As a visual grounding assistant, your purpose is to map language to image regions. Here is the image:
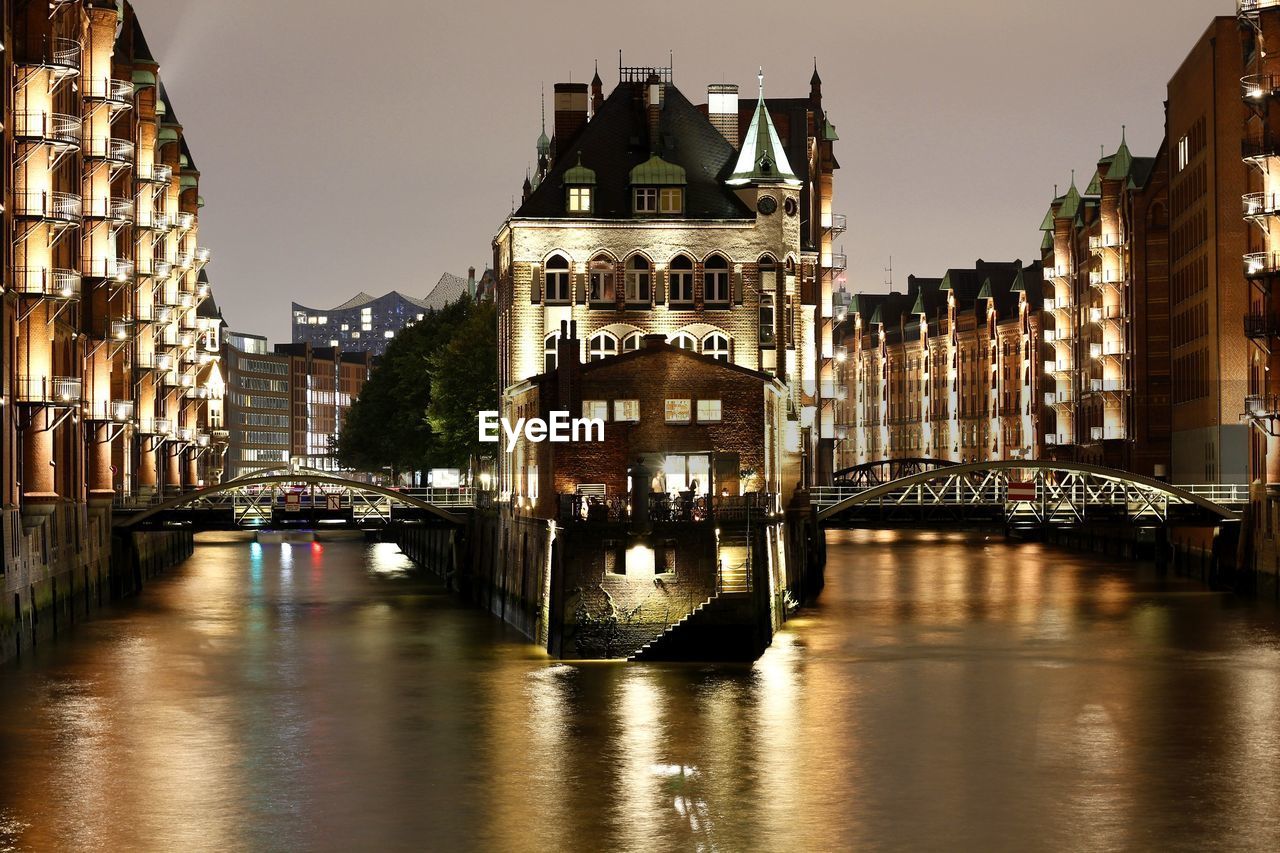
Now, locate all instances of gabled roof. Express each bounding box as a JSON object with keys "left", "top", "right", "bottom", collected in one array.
[
  {"left": 516, "top": 81, "right": 751, "bottom": 220},
  {"left": 727, "top": 71, "right": 801, "bottom": 187}
]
